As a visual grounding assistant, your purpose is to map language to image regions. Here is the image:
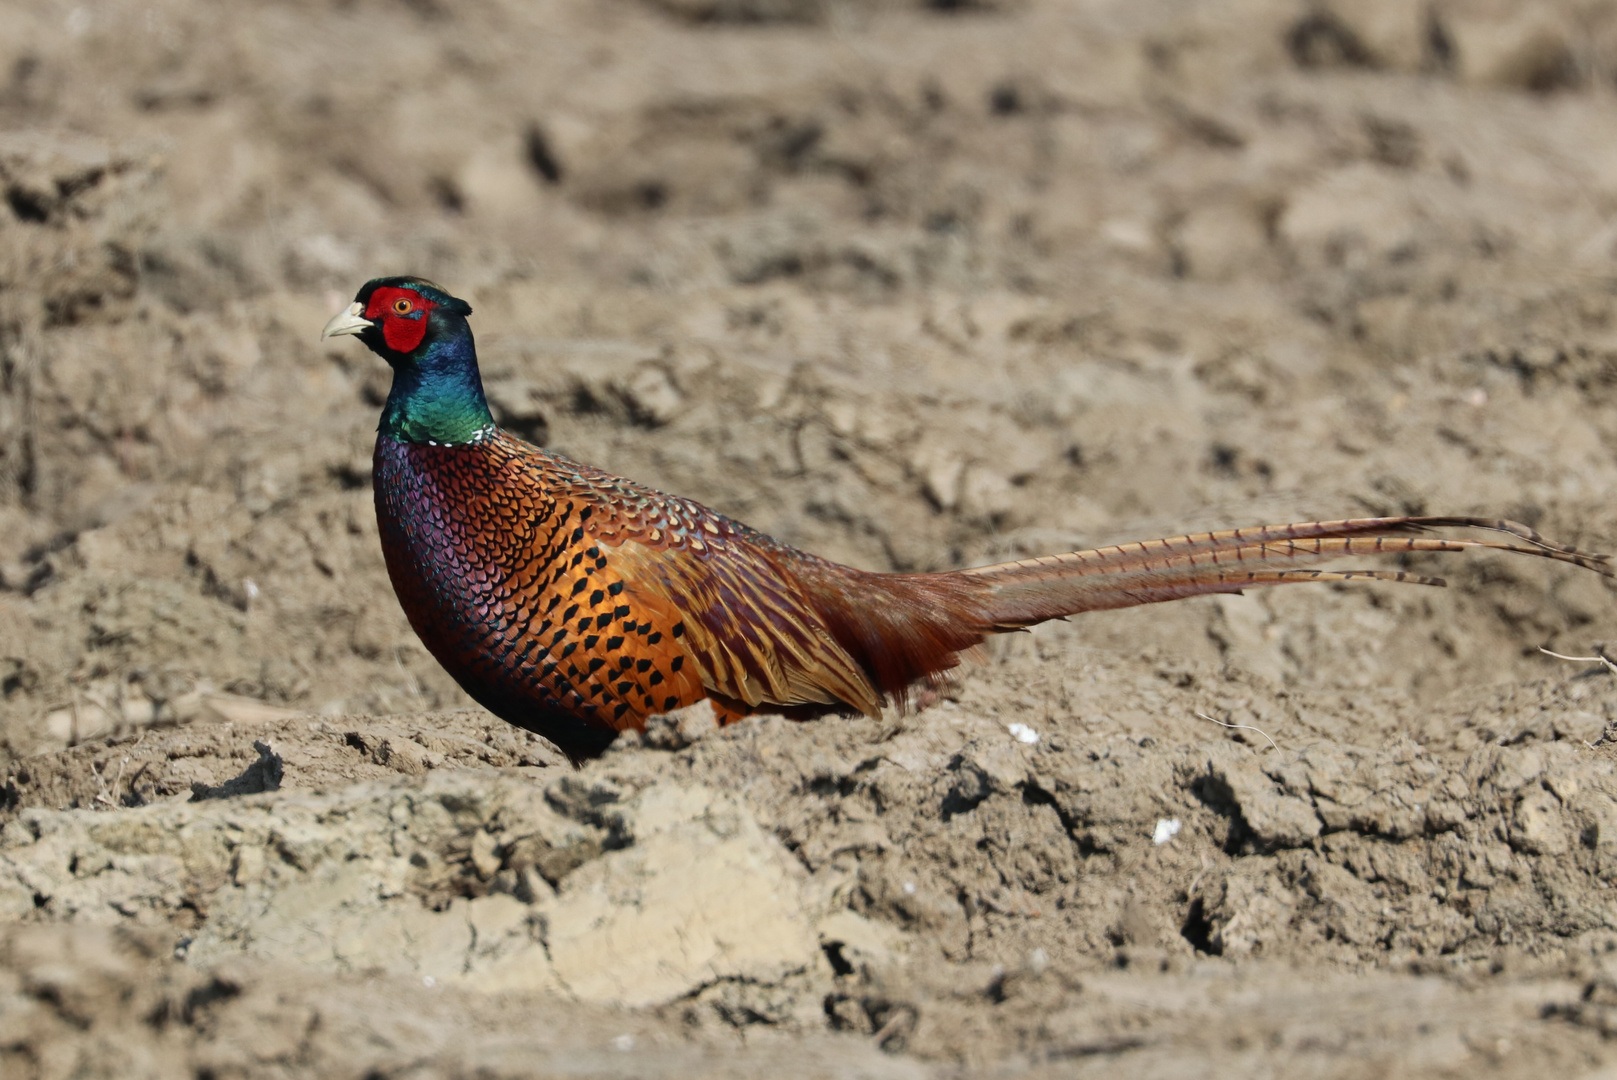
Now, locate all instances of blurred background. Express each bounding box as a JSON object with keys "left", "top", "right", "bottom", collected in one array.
[{"left": 1, "top": 0, "right": 1615, "bottom": 755}]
